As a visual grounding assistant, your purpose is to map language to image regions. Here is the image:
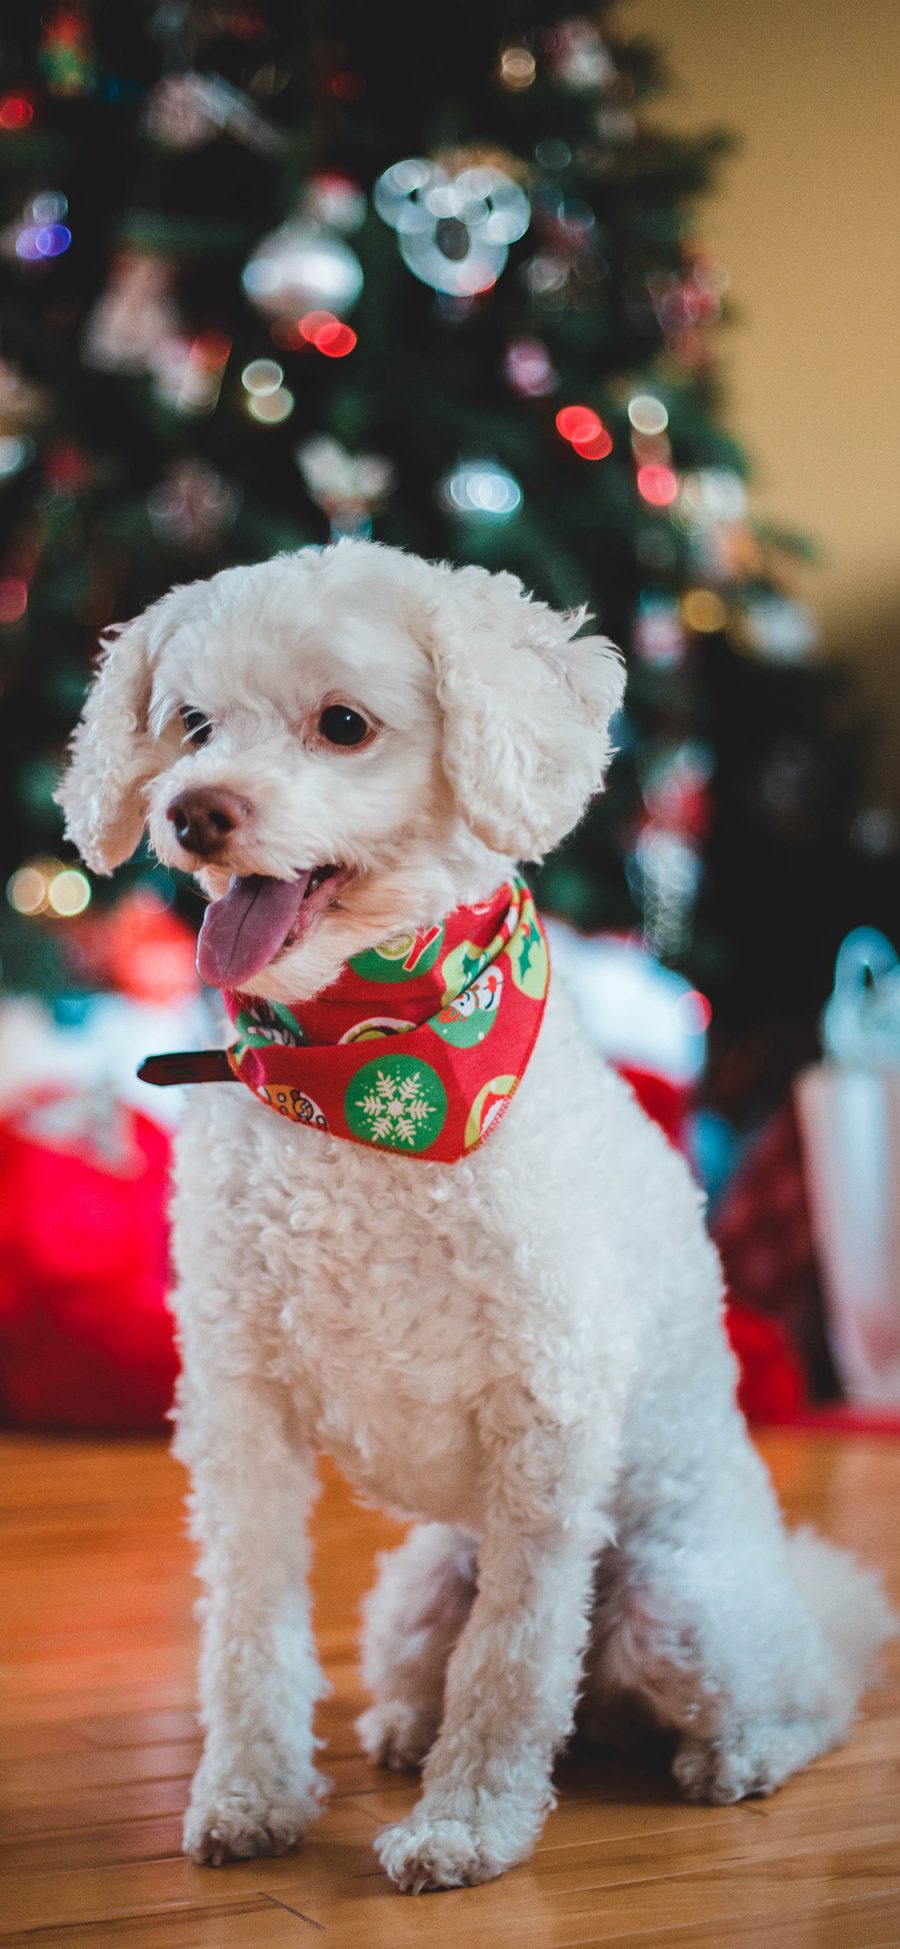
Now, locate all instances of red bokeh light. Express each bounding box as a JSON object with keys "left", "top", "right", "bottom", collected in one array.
[
  {"left": 556, "top": 404, "right": 613, "bottom": 460},
  {"left": 637, "top": 463, "right": 679, "bottom": 507},
  {"left": 316, "top": 321, "right": 357, "bottom": 358},
  {"left": 556, "top": 404, "right": 600, "bottom": 443},
  {"left": 0, "top": 96, "right": 34, "bottom": 131},
  {"left": 296, "top": 311, "right": 357, "bottom": 358},
  {"left": 572, "top": 425, "right": 613, "bottom": 461},
  {"left": 0, "top": 577, "right": 29, "bottom": 624}
]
